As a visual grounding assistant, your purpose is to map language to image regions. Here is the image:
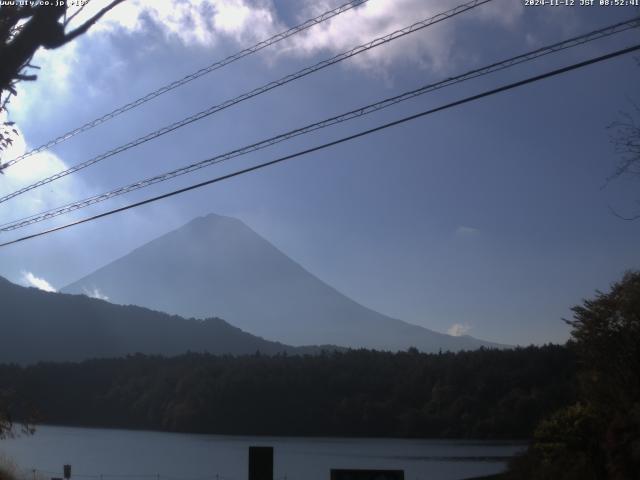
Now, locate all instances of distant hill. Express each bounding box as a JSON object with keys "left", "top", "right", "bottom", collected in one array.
[
  {"left": 63, "top": 213, "right": 505, "bottom": 352},
  {"left": 0, "top": 276, "right": 318, "bottom": 364}
]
